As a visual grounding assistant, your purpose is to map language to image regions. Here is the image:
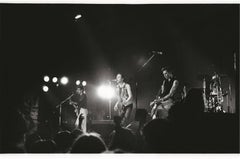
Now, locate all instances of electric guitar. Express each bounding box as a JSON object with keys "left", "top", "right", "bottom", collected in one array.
[
  {"left": 114, "top": 98, "right": 132, "bottom": 115},
  {"left": 150, "top": 97, "right": 174, "bottom": 119}
]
